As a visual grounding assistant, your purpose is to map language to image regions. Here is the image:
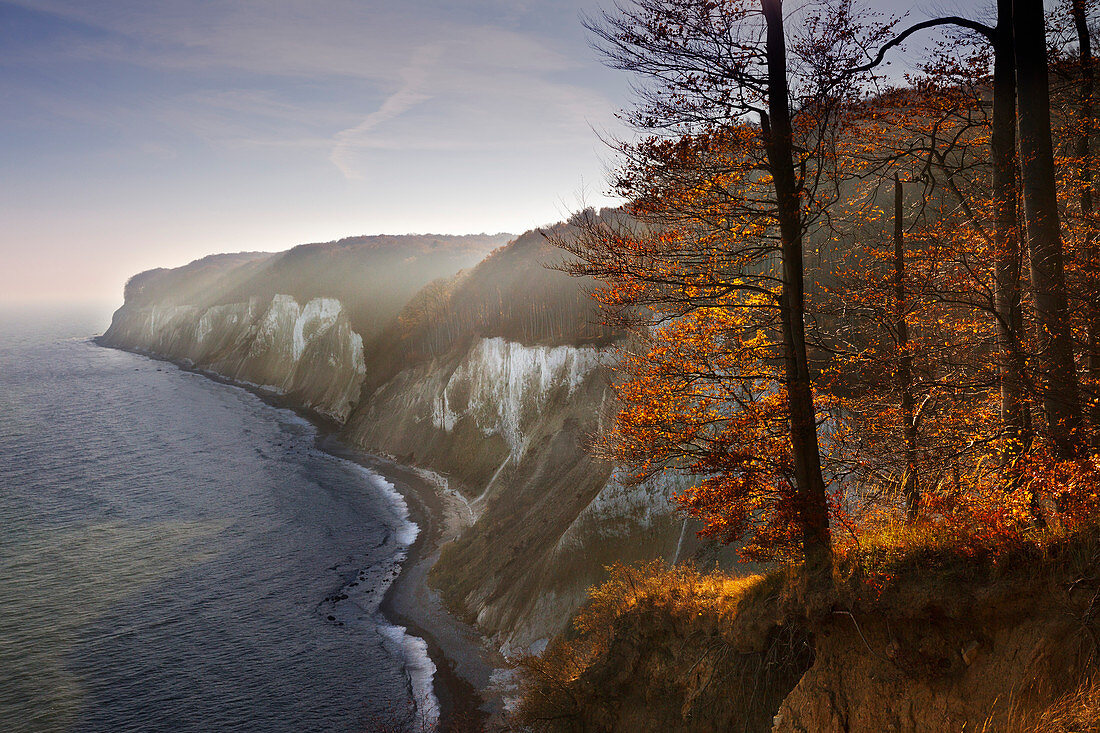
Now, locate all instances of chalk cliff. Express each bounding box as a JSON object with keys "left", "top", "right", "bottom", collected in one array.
[
  {"left": 103, "top": 294, "right": 365, "bottom": 421},
  {"left": 100, "top": 223, "right": 699, "bottom": 653}
]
